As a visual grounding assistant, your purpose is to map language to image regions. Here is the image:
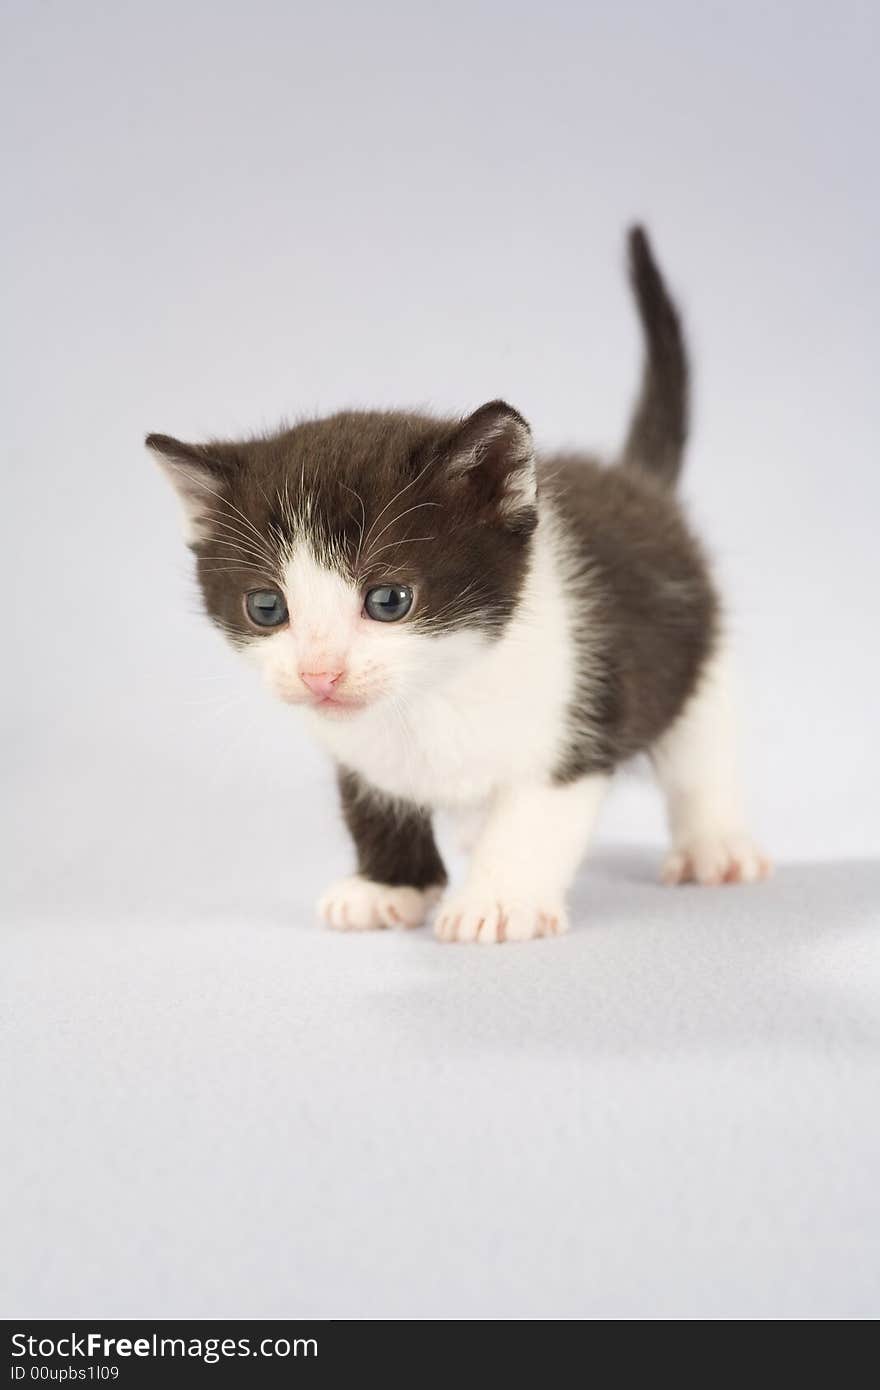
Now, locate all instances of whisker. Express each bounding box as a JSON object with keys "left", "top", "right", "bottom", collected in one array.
[
  {"left": 197, "top": 565, "right": 276, "bottom": 579},
  {"left": 196, "top": 544, "right": 279, "bottom": 569},
  {"left": 185, "top": 474, "right": 280, "bottom": 557},
  {"left": 203, "top": 513, "right": 276, "bottom": 546},
  {"left": 361, "top": 454, "right": 437, "bottom": 552},
  {"left": 199, "top": 569, "right": 277, "bottom": 580},
  {"left": 200, "top": 517, "right": 280, "bottom": 568},
  {"left": 361, "top": 501, "right": 441, "bottom": 567},
  {"left": 413, "top": 578, "right": 492, "bottom": 629},
  {"left": 280, "top": 479, "right": 297, "bottom": 556},
  {"left": 362, "top": 535, "right": 437, "bottom": 566},
  {"left": 197, "top": 535, "right": 277, "bottom": 558},
  {"left": 339, "top": 480, "right": 367, "bottom": 571},
  {"left": 210, "top": 619, "right": 254, "bottom": 645}
]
